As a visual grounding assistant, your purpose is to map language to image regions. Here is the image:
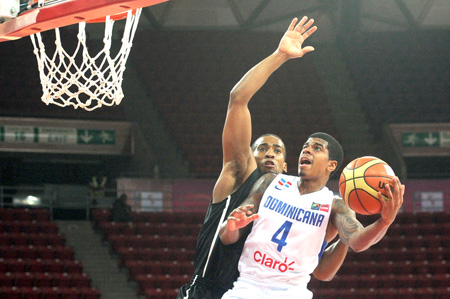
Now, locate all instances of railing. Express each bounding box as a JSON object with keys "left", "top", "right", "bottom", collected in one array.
[
  {"left": 0, "top": 184, "right": 211, "bottom": 220},
  {"left": 0, "top": 185, "right": 117, "bottom": 220}
]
